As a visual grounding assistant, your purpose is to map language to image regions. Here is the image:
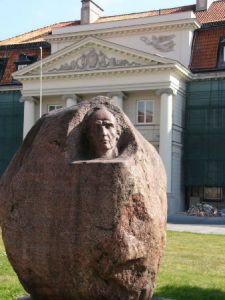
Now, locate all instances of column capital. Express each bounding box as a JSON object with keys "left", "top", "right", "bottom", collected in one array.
[
  {"left": 107, "top": 92, "right": 125, "bottom": 109},
  {"left": 62, "top": 94, "right": 82, "bottom": 102},
  {"left": 20, "top": 96, "right": 37, "bottom": 103},
  {"left": 107, "top": 92, "right": 126, "bottom": 99},
  {"left": 155, "top": 88, "right": 177, "bottom": 97}
]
